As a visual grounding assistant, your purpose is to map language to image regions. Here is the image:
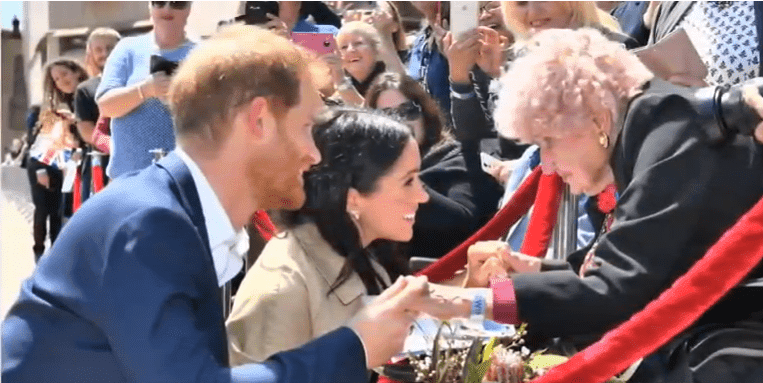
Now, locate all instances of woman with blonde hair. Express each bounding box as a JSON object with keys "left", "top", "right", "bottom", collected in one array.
[
  {"left": 501, "top": 1, "right": 633, "bottom": 47},
  {"left": 329, "top": 21, "right": 405, "bottom": 105}
]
